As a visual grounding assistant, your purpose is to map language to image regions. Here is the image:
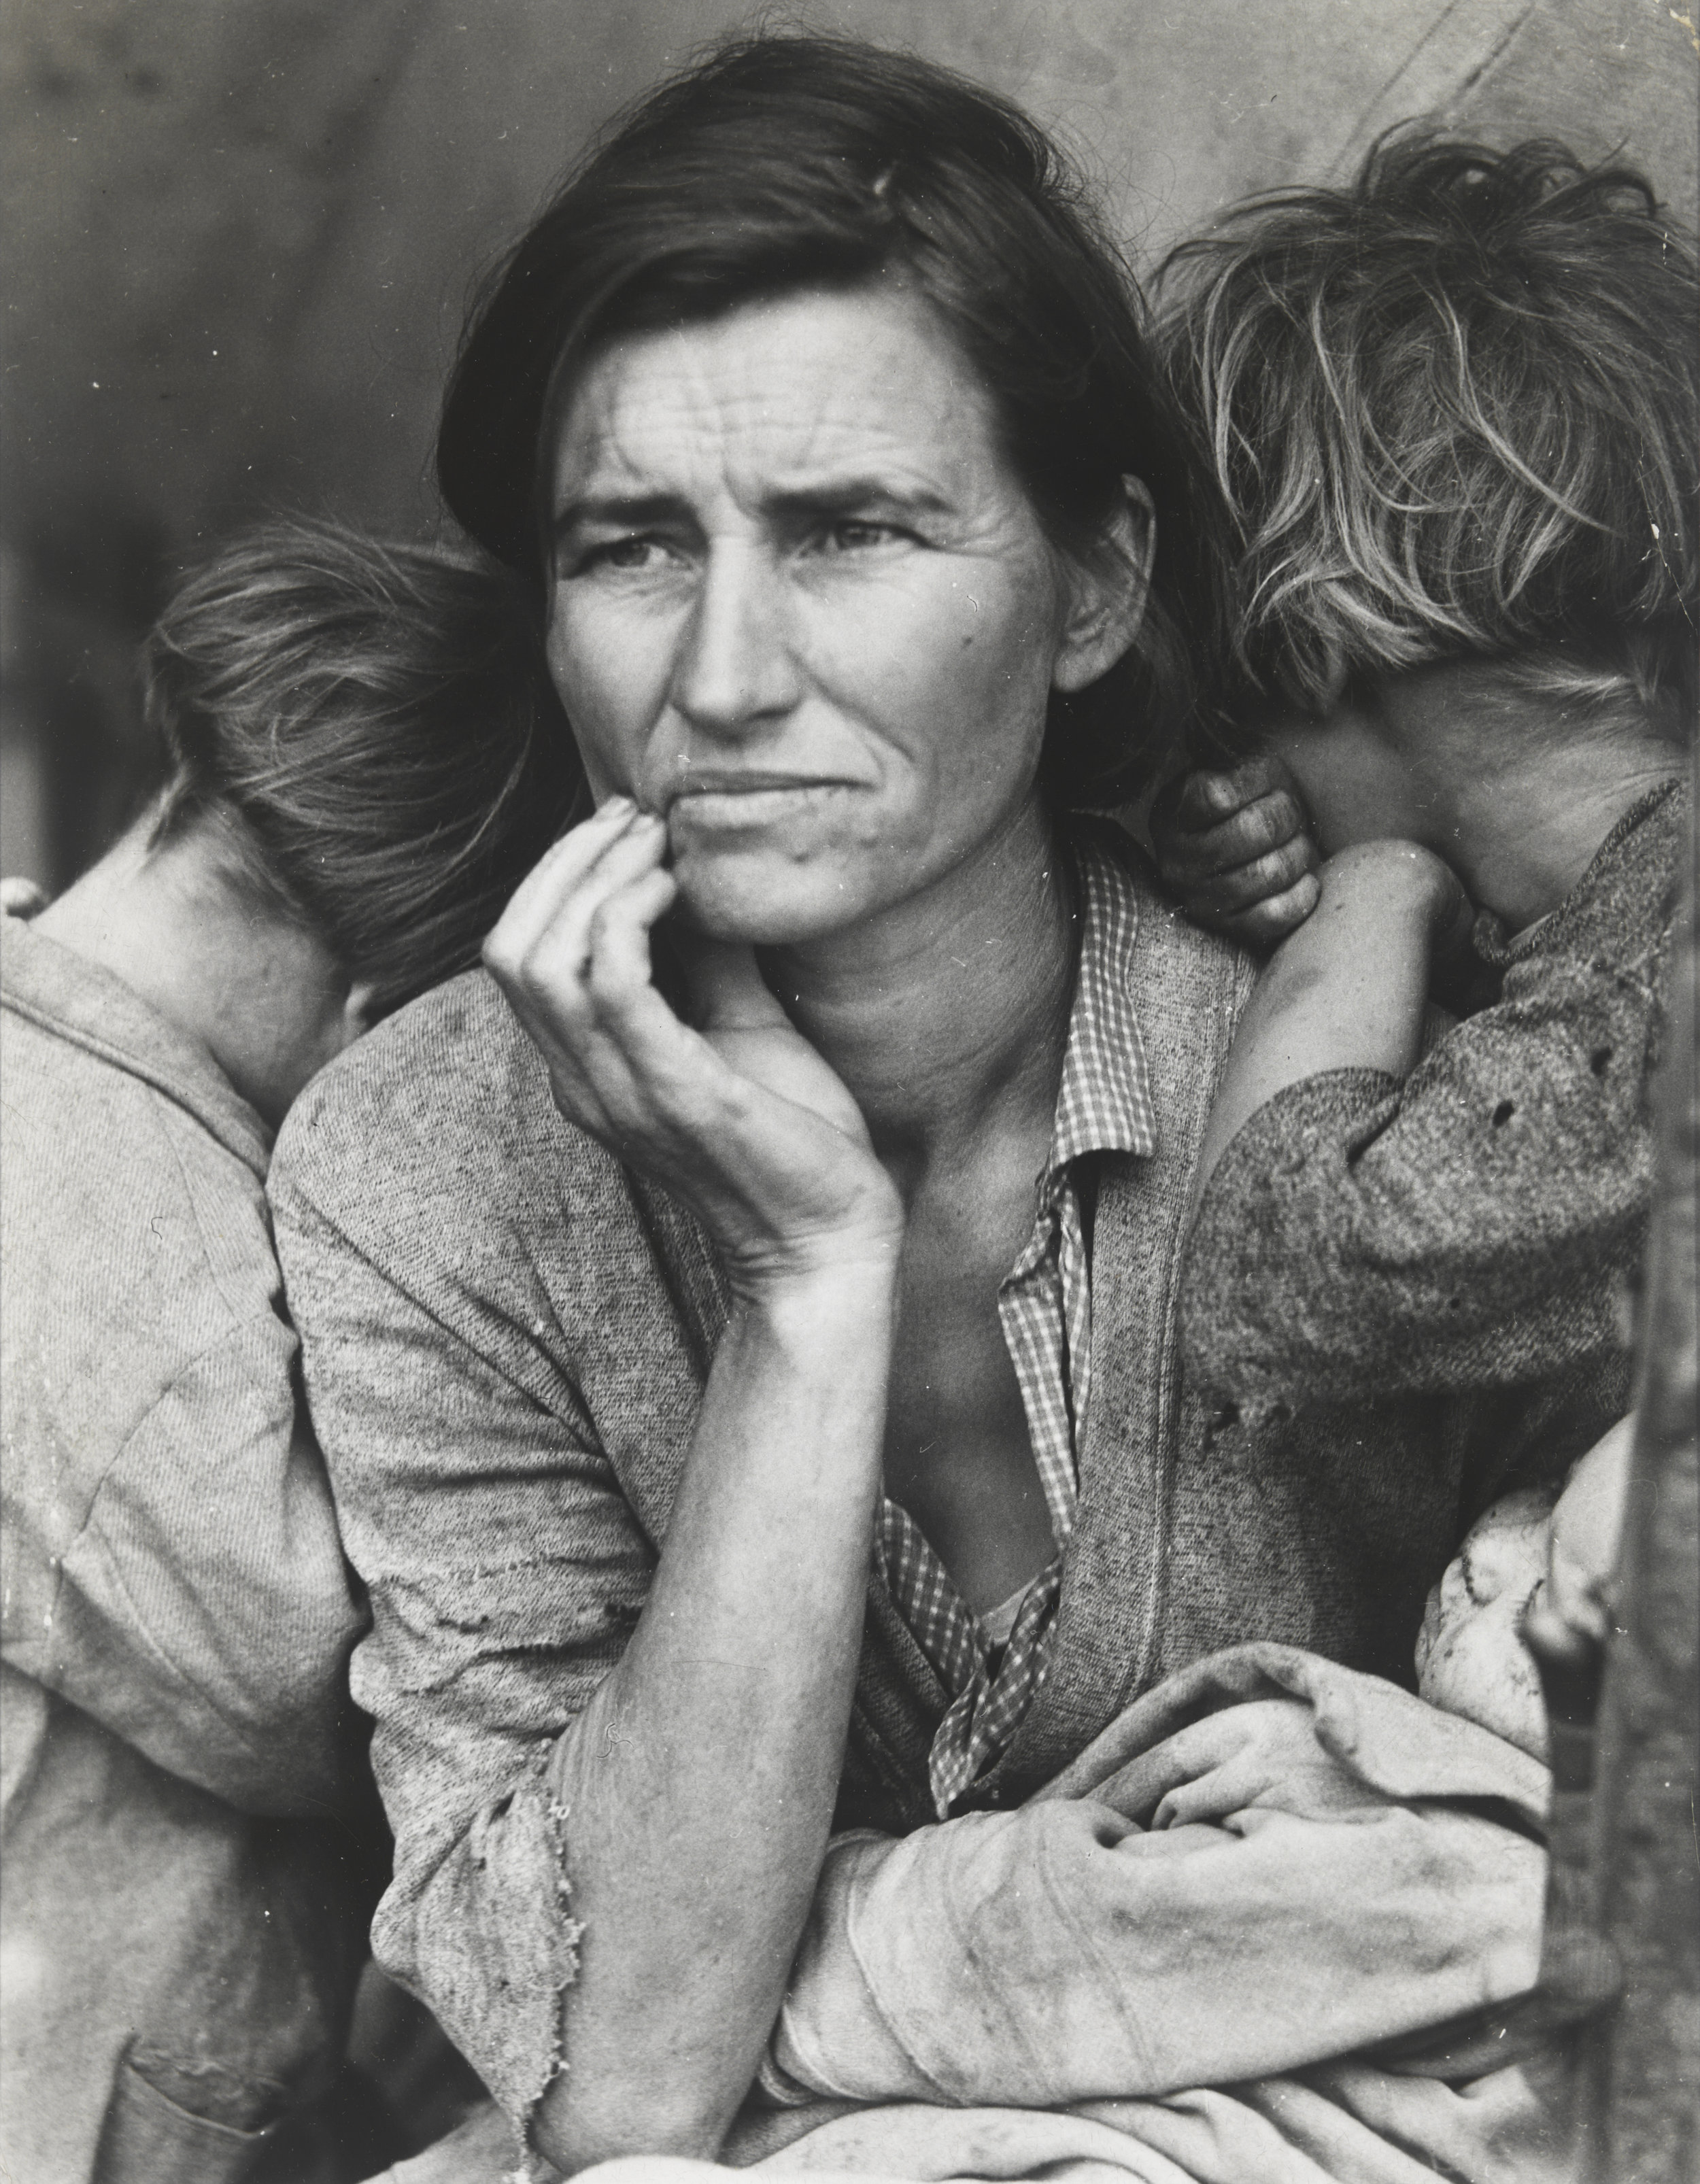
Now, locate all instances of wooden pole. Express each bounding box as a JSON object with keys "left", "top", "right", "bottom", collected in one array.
[{"left": 1551, "top": 779, "right": 1699, "bottom": 2179}]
